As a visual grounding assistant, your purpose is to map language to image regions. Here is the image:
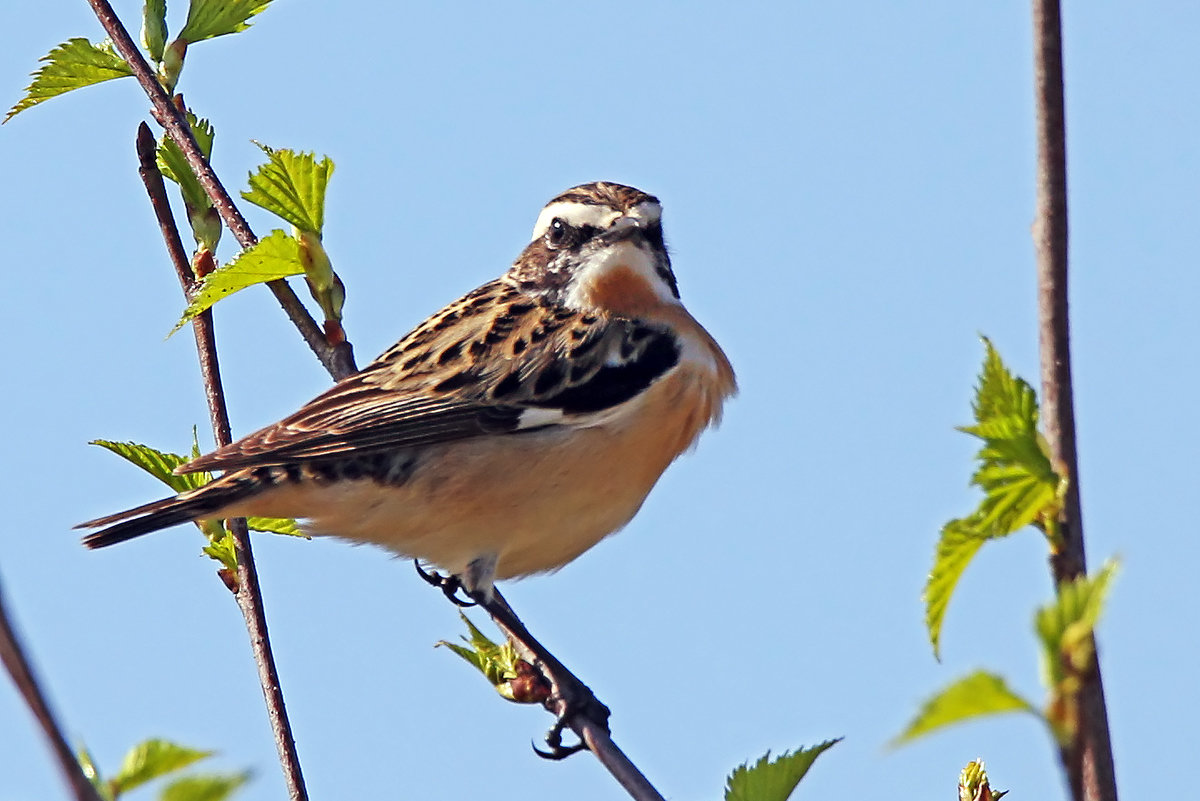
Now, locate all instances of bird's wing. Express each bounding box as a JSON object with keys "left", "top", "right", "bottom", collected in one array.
[{"left": 182, "top": 279, "right": 680, "bottom": 473}]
